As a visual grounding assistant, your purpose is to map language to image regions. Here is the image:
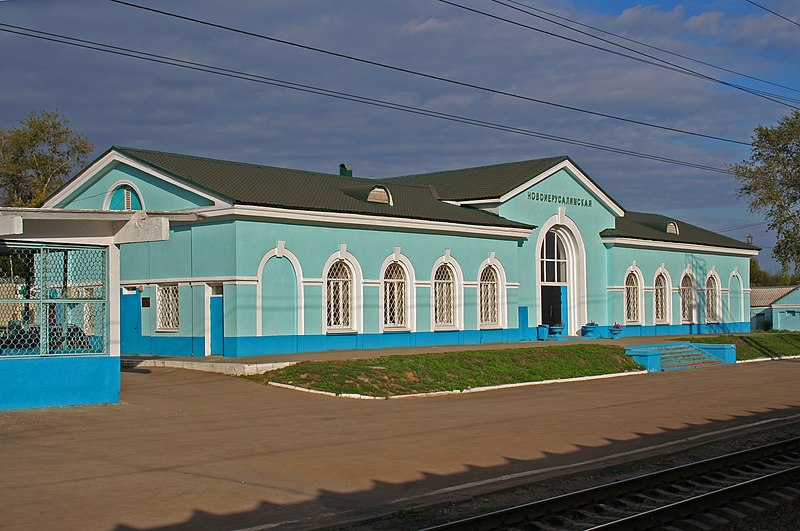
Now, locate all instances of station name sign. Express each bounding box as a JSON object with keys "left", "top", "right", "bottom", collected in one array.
[{"left": 527, "top": 191, "right": 592, "bottom": 208}]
